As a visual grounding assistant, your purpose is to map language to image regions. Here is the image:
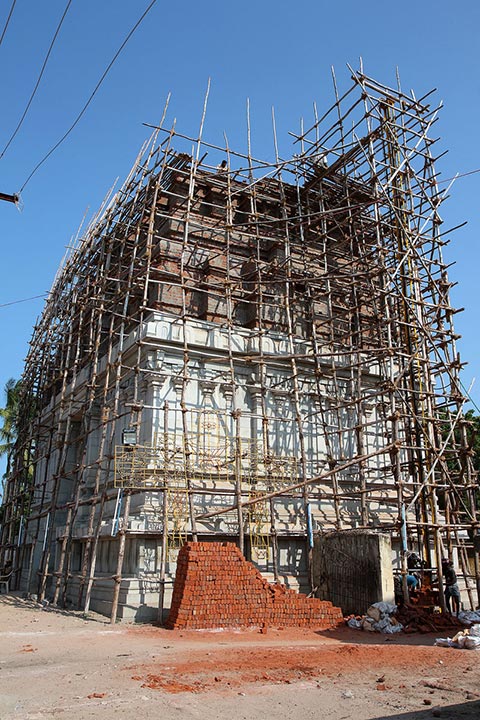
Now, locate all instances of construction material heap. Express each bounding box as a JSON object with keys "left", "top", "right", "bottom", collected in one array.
[
  {"left": 166, "top": 541, "right": 343, "bottom": 629},
  {"left": 1, "top": 68, "right": 479, "bottom": 621}
]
